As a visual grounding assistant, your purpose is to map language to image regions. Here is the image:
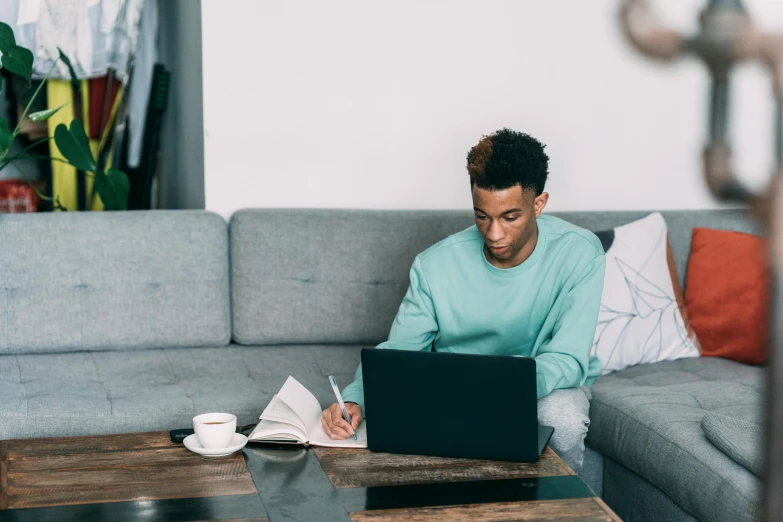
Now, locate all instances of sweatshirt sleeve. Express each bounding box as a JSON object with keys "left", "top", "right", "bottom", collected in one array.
[
  {"left": 341, "top": 256, "right": 439, "bottom": 413},
  {"left": 534, "top": 252, "right": 605, "bottom": 399}
]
